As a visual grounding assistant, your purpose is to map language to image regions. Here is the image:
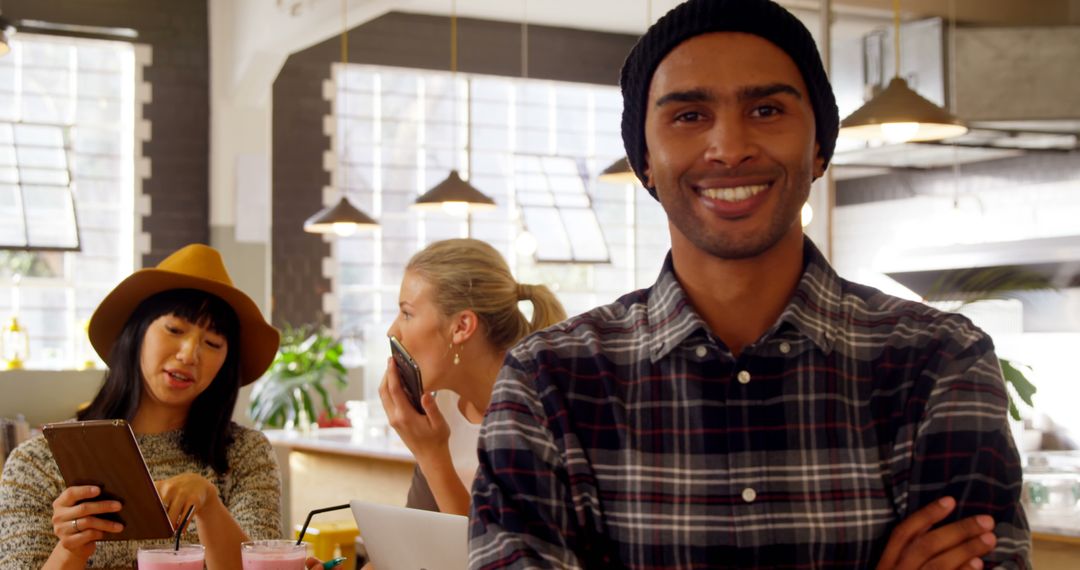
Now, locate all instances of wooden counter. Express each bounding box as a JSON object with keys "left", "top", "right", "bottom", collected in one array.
[
  {"left": 1033, "top": 532, "right": 1080, "bottom": 568},
  {"left": 264, "top": 428, "right": 416, "bottom": 531}
]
